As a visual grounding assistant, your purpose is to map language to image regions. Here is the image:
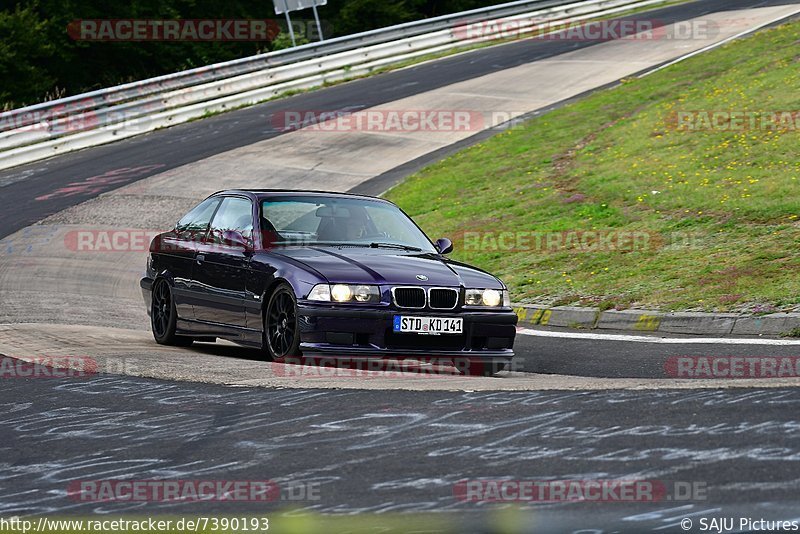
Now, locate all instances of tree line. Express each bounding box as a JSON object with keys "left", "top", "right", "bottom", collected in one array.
[{"left": 1, "top": 0, "right": 501, "bottom": 109}]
